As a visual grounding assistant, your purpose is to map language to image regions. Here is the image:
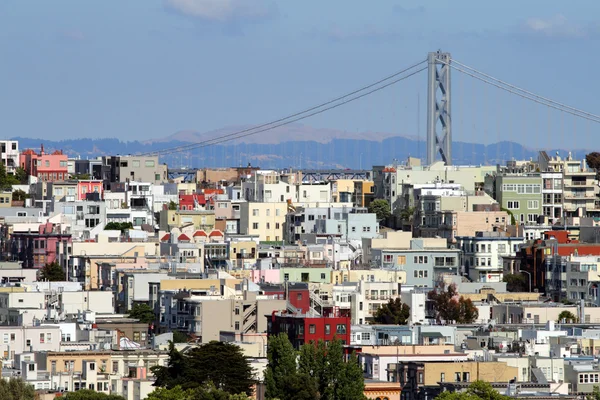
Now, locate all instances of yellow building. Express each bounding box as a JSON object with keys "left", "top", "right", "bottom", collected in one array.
[
  {"left": 396, "top": 361, "right": 518, "bottom": 387},
  {"left": 159, "top": 209, "right": 216, "bottom": 232},
  {"left": 229, "top": 240, "right": 258, "bottom": 269},
  {"left": 0, "top": 191, "right": 12, "bottom": 207},
  {"left": 354, "top": 180, "right": 374, "bottom": 207},
  {"left": 240, "top": 202, "right": 287, "bottom": 242}
]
